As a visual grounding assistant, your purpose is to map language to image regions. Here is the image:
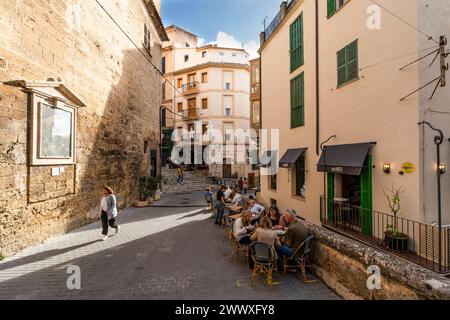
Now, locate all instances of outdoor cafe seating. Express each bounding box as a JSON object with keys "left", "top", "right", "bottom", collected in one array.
[{"left": 209, "top": 187, "right": 316, "bottom": 287}]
